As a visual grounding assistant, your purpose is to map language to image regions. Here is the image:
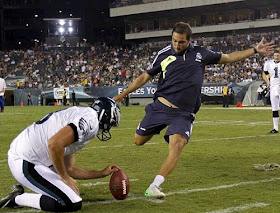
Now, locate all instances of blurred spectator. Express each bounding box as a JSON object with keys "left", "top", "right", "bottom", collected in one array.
[{"left": 0, "top": 74, "right": 6, "bottom": 112}]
